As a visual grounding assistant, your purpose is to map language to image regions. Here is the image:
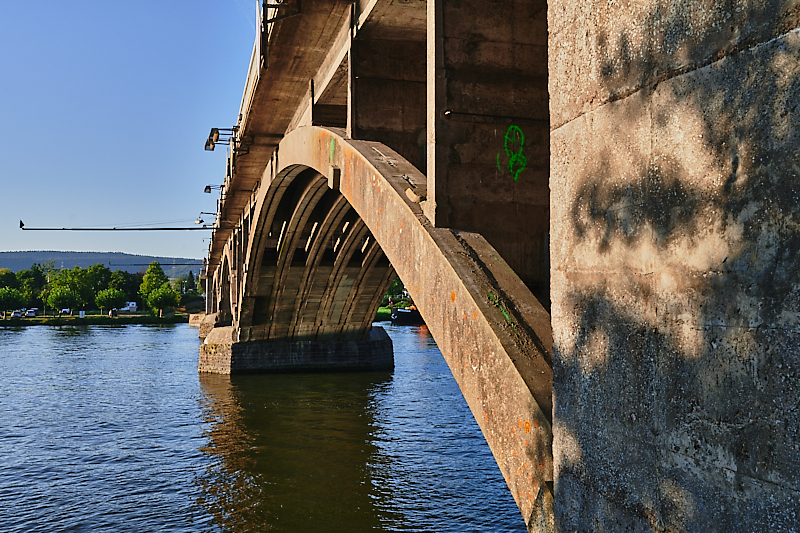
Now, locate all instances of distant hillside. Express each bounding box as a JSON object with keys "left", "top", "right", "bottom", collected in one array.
[{"left": 0, "top": 251, "right": 203, "bottom": 279}]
